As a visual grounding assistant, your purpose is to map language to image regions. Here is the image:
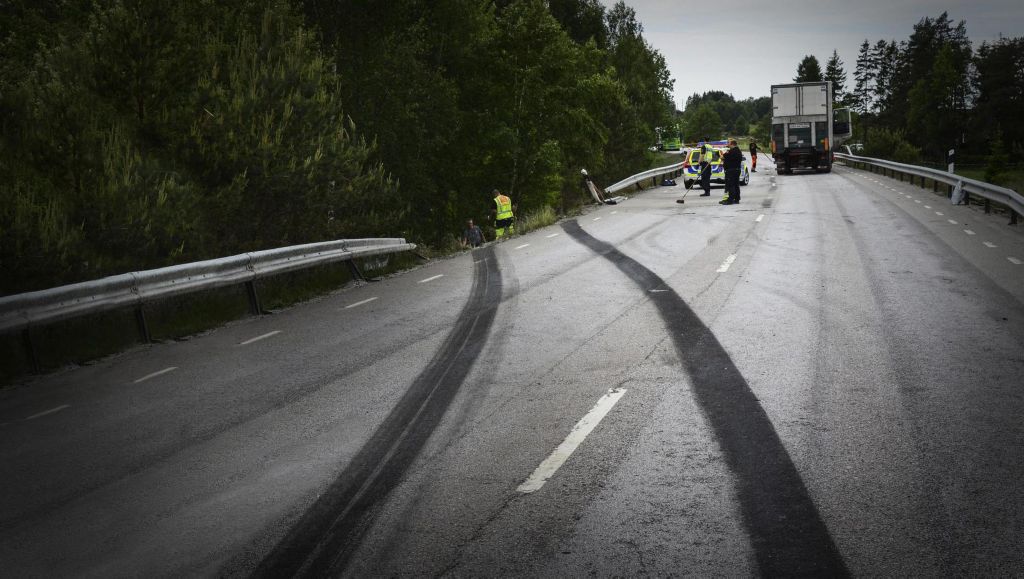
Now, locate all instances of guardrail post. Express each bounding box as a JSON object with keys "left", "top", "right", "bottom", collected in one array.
[
  {"left": 244, "top": 281, "right": 262, "bottom": 316},
  {"left": 1011, "top": 211, "right": 1019, "bottom": 226},
  {"left": 347, "top": 260, "right": 366, "bottom": 282},
  {"left": 22, "top": 328, "right": 40, "bottom": 373},
  {"left": 135, "top": 306, "right": 151, "bottom": 343},
  {"left": 985, "top": 199, "right": 991, "bottom": 214}
]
